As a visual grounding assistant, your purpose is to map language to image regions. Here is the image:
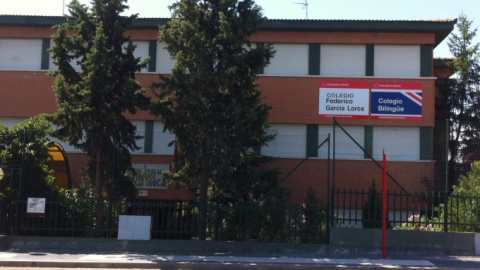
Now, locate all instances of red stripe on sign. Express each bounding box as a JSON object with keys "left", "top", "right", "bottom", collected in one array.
[
  {"left": 320, "top": 81, "right": 369, "bottom": 89},
  {"left": 406, "top": 92, "right": 422, "bottom": 103},
  {"left": 371, "top": 115, "right": 422, "bottom": 121},
  {"left": 319, "top": 114, "right": 370, "bottom": 119},
  {"left": 372, "top": 82, "right": 422, "bottom": 90}
]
